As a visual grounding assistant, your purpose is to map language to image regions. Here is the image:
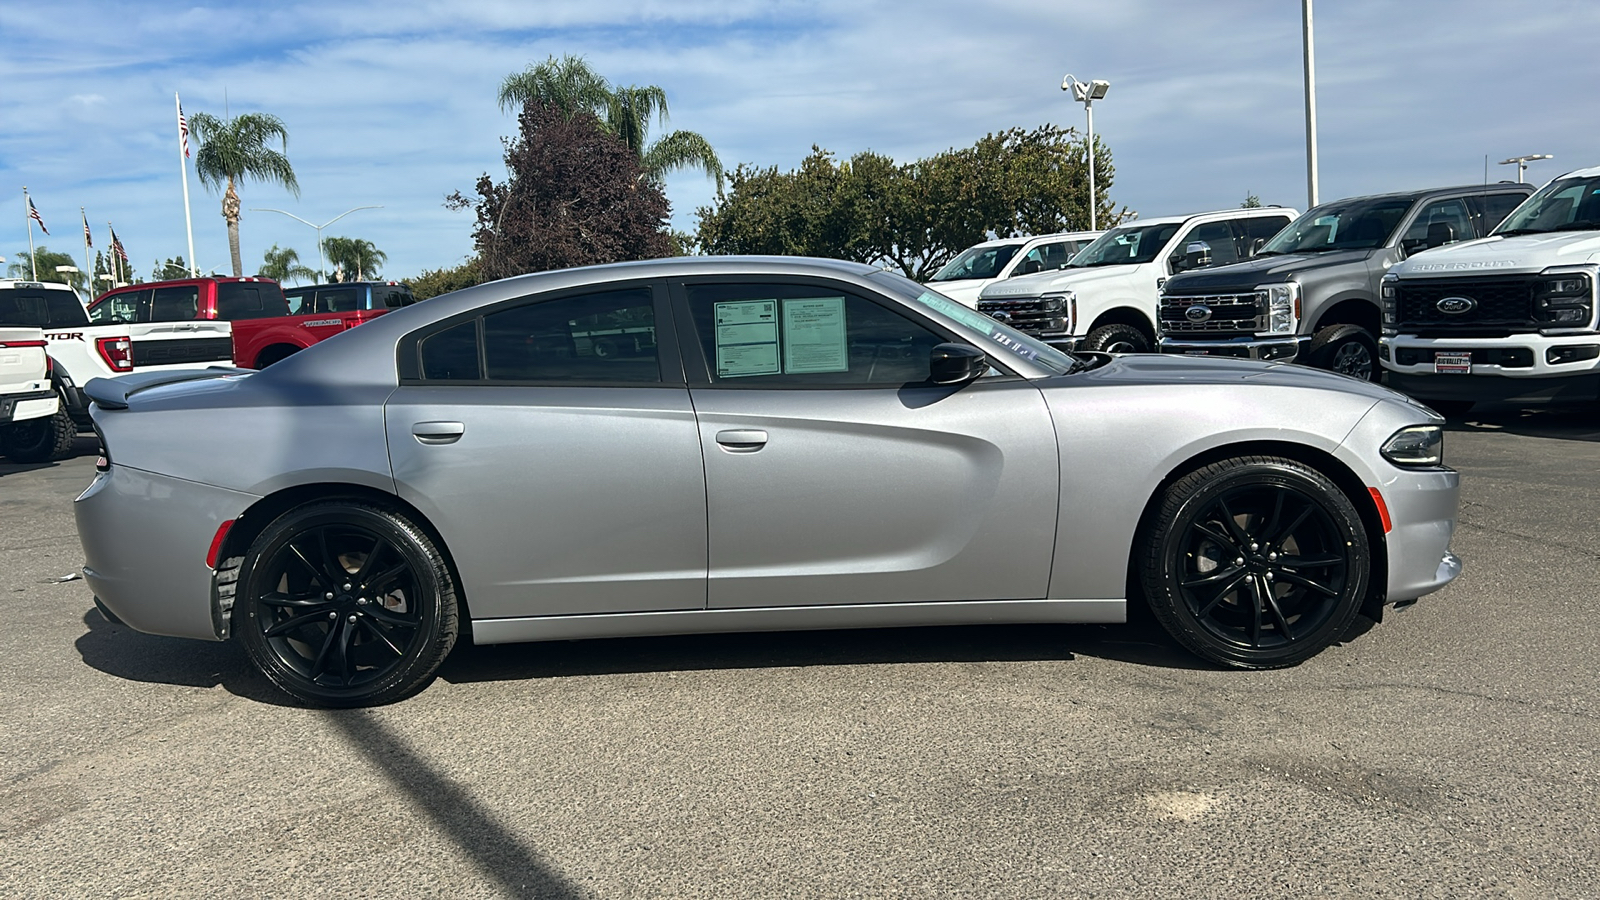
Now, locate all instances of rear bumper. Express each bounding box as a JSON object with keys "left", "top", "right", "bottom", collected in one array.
[
  {"left": 76, "top": 465, "right": 257, "bottom": 641},
  {"left": 1158, "top": 335, "right": 1306, "bottom": 362},
  {"left": 0, "top": 389, "right": 58, "bottom": 424}
]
